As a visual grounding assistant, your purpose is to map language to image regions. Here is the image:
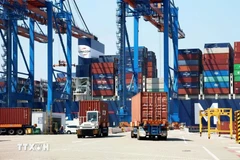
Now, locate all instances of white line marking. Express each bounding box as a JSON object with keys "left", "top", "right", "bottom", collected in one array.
[
  {"left": 182, "top": 136, "right": 187, "bottom": 144},
  {"left": 34, "top": 141, "right": 46, "bottom": 143},
  {"left": 202, "top": 146, "right": 220, "bottom": 160},
  {"left": 227, "top": 147, "right": 240, "bottom": 149}
]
